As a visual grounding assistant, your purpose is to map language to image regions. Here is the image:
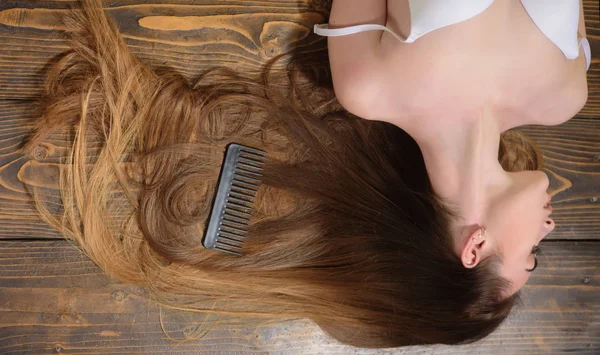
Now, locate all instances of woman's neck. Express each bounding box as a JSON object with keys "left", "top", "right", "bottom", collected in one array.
[{"left": 404, "top": 106, "right": 510, "bottom": 232}]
